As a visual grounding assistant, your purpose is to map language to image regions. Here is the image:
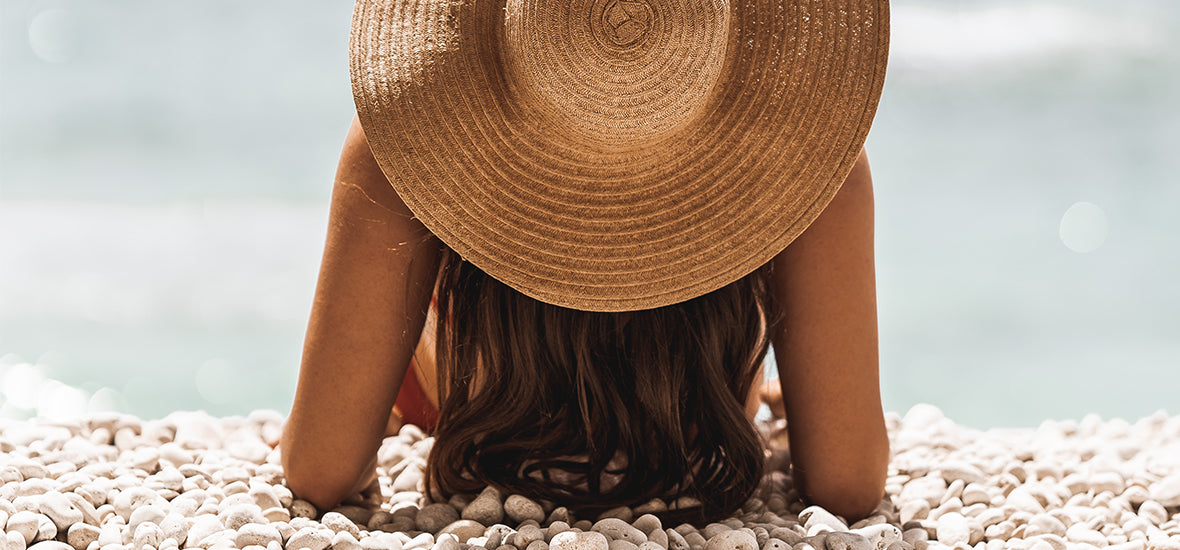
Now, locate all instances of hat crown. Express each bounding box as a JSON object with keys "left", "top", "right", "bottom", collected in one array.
[{"left": 505, "top": 0, "right": 730, "bottom": 146}]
